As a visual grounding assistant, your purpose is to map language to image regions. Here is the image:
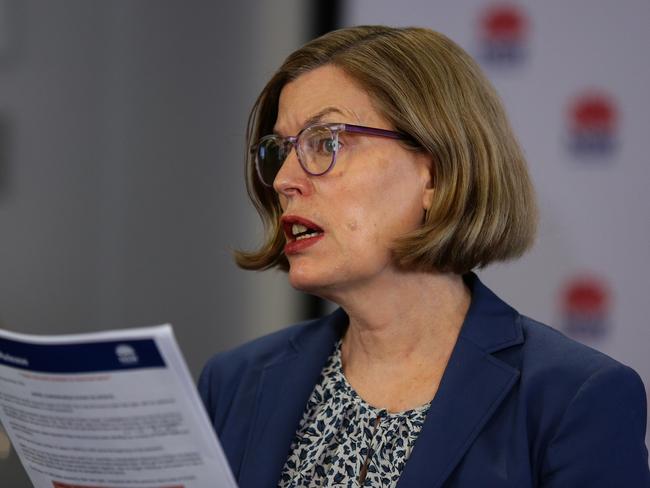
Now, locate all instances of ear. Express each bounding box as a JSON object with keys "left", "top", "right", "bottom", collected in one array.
[{"left": 416, "top": 152, "right": 435, "bottom": 212}]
